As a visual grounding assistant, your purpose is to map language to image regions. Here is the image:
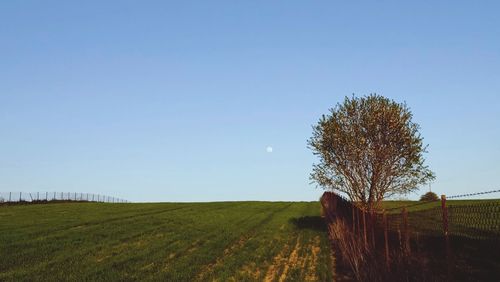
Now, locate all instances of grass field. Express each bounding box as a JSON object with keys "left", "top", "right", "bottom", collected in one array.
[{"left": 0, "top": 202, "right": 333, "bottom": 281}]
